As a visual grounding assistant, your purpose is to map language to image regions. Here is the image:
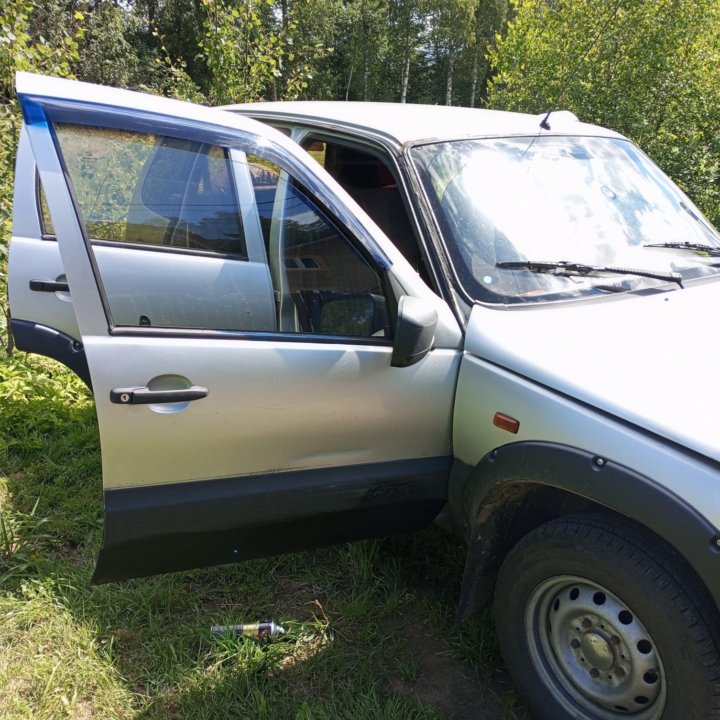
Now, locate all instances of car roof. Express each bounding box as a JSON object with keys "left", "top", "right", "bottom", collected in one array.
[{"left": 221, "top": 101, "right": 623, "bottom": 147}]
